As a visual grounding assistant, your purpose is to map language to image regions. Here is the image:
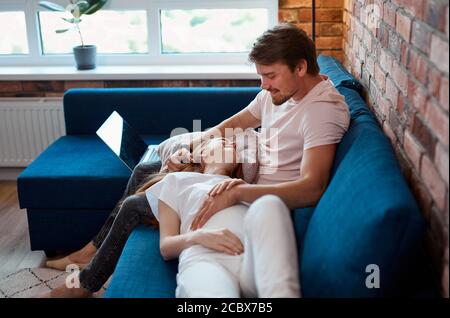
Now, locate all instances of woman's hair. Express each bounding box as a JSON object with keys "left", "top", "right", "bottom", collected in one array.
[{"left": 132, "top": 139, "right": 244, "bottom": 228}]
